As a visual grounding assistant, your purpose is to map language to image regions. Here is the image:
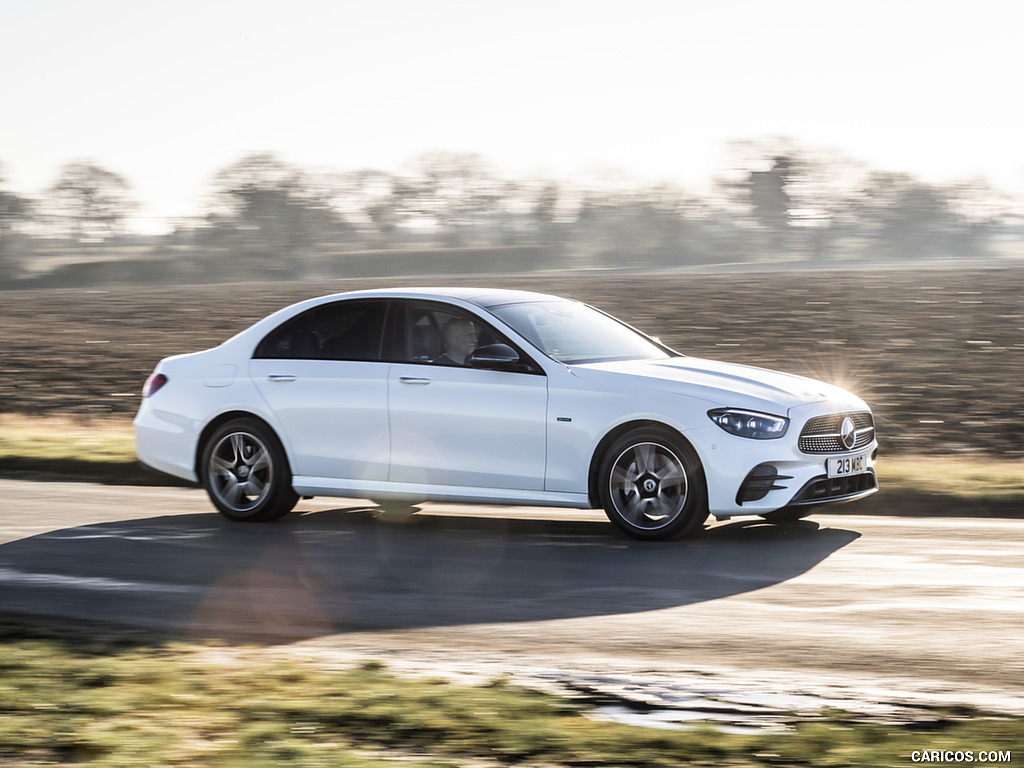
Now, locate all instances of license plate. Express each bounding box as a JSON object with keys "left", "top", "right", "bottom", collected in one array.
[{"left": 827, "top": 452, "right": 868, "bottom": 478}]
